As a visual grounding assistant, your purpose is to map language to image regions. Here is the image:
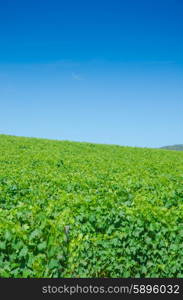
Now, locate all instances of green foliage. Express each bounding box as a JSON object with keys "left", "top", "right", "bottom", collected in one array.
[{"left": 0, "top": 134, "right": 183, "bottom": 277}]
